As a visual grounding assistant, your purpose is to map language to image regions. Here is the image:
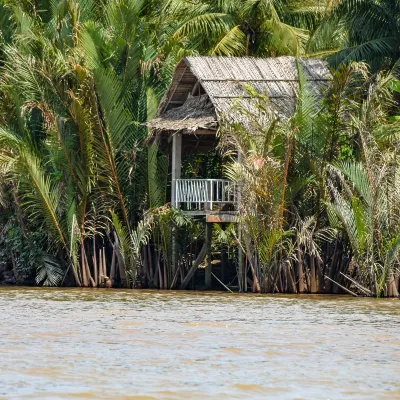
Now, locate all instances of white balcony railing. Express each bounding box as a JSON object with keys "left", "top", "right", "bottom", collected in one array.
[{"left": 174, "top": 179, "right": 237, "bottom": 212}]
